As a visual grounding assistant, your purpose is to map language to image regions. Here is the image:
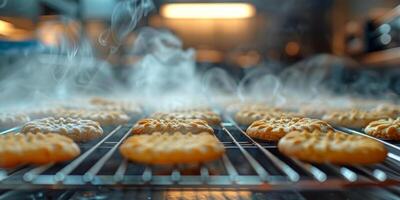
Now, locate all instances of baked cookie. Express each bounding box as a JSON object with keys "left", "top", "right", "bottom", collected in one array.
[
  {"left": 21, "top": 117, "right": 103, "bottom": 142},
  {"left": 0, "top": 133, "right": 80, "bottom": 168},
  {"left": 246, "top": 117, "right": 333, "bottom": 141},
  {"left": 120, "top": 132, "right": 225, "bottom": 165},
  {"left": 372, "top": 104, "right": 400, "bottom": 119},
  {"left": 224, "top": 102, "right": 277, "bottom": 114},
  {"left": 0, "top": 113, "right": 30, "bottom": 128},
  {"left": 322, "top": 109, "right": 389, "bottom": 129},
  {"left": 150, "top": 111, "right": 221, "bottom": 125},
  {"left": 235, "top": 110, "right": 301, "bottom": 126},
  {"left": 132, "top": 118, "right": 214, "bottom": 135},
  {"left": 26, "top": 107, "right": 66, "bottom": 119},
  {"left": 89, "top": 97, "right": 142, "bottom": 115},
  {"left": 56, "top": 109, "right": 130, "bottom": 125},
  {"left": 89, "top": 97, "right": 116, "bottom": 106},
  {"left": 278, "top": 130, "right": 387, "bottom": 165},
  {"left": 364, "top": 118, "right": 400, "bottom": 140},
  {"left": 298, "top": 105, "right": 346, "bottom": 119}
]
